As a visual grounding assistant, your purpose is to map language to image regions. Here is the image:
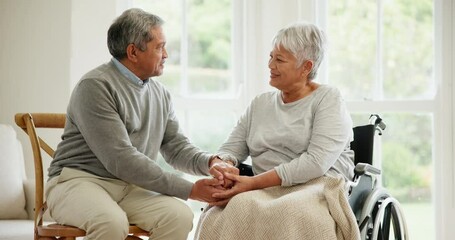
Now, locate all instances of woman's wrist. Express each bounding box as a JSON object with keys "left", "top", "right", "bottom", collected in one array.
[
  {"left": 209, "top": 155, "right": 223, "bottom": 168},
  {"left": 251, "top": 170, "right": 282, "bottom": 190},
  {"left": 210, "top": 155, "right": 237, "bottom": 167}
]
